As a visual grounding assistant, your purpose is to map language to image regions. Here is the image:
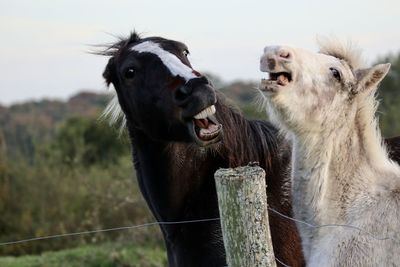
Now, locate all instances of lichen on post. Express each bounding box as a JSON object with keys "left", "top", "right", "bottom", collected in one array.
[{"left": 215, "top": 165, "right": 276, "bottom": 267}]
